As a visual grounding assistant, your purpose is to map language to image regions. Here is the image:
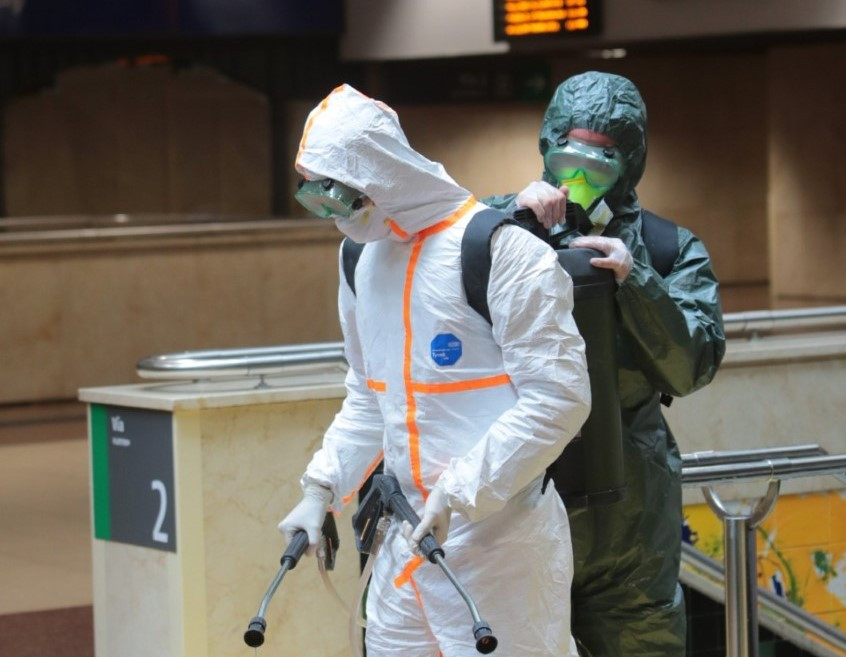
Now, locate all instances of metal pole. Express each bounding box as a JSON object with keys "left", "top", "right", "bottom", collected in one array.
[
  {"left": 724, "top": 517, "right": 750, "bottom": 657},
  {"left": 704, "top": 480, "right": 780, "bottom": 657},
  {"left": 746, "top": 523, "right": 760, "bottom": 657}
]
